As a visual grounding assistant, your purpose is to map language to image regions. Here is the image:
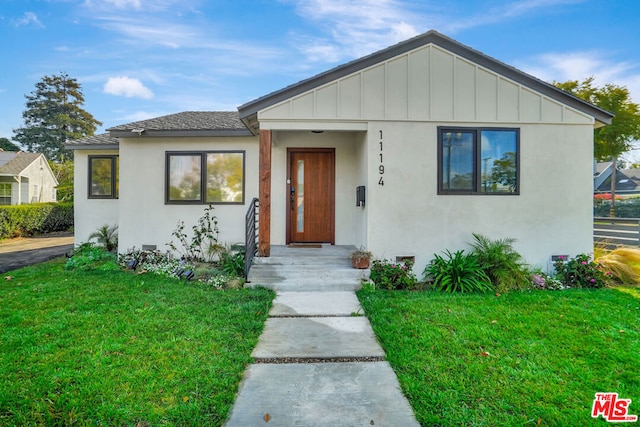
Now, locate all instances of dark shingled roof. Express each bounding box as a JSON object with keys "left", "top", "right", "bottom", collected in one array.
[
  {"left": 597, "top": 169, "right": 640, "bottom": 193},
  {"left": 0, "top": 152, "right": 43, "bottom": 175},
  {"left": 107, "top": 111, "right": 252, "bottom": 137},
  {"left": 64, "top": 133, "right": 120, "bottom": 149}
]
